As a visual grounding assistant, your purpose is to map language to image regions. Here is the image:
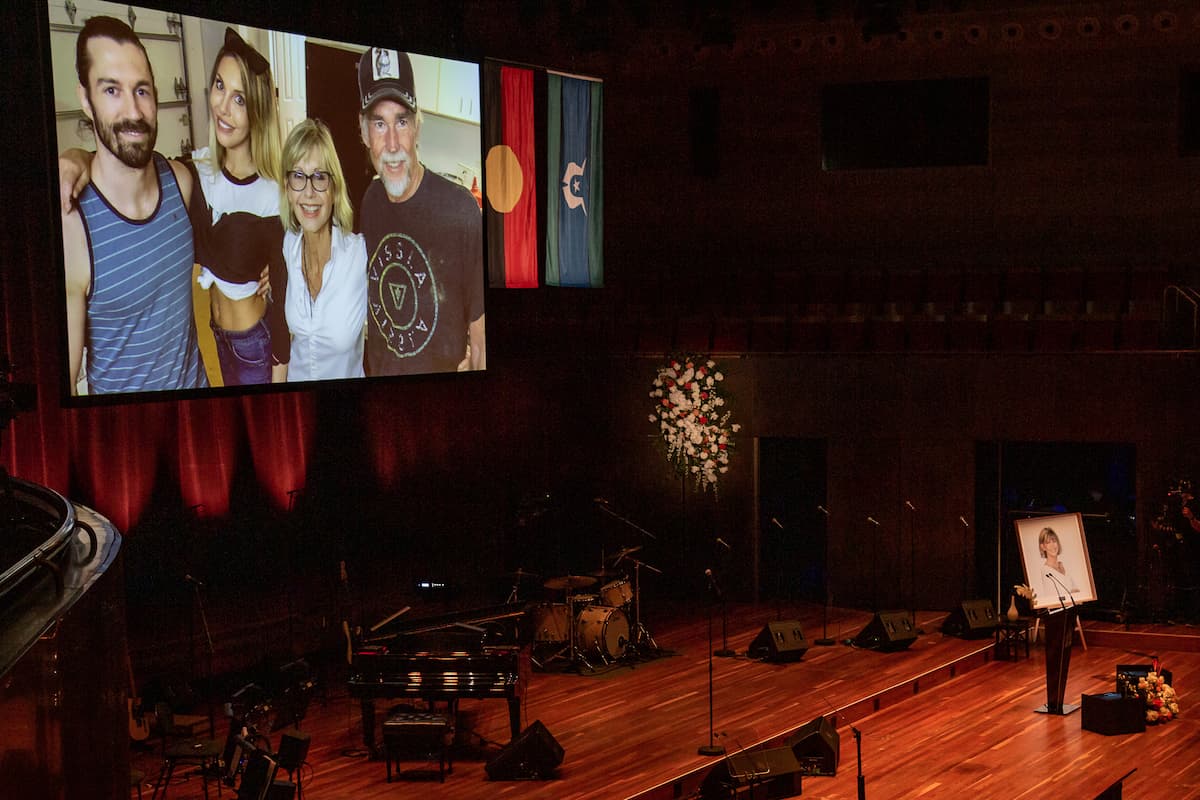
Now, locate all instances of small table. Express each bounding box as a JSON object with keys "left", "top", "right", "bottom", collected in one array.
[
  {"left": 383, "top": 711, "right": 453, "bottom": 783},
  {"left": 994, "top": 616, "right": 1031, "bottom": 661}
]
